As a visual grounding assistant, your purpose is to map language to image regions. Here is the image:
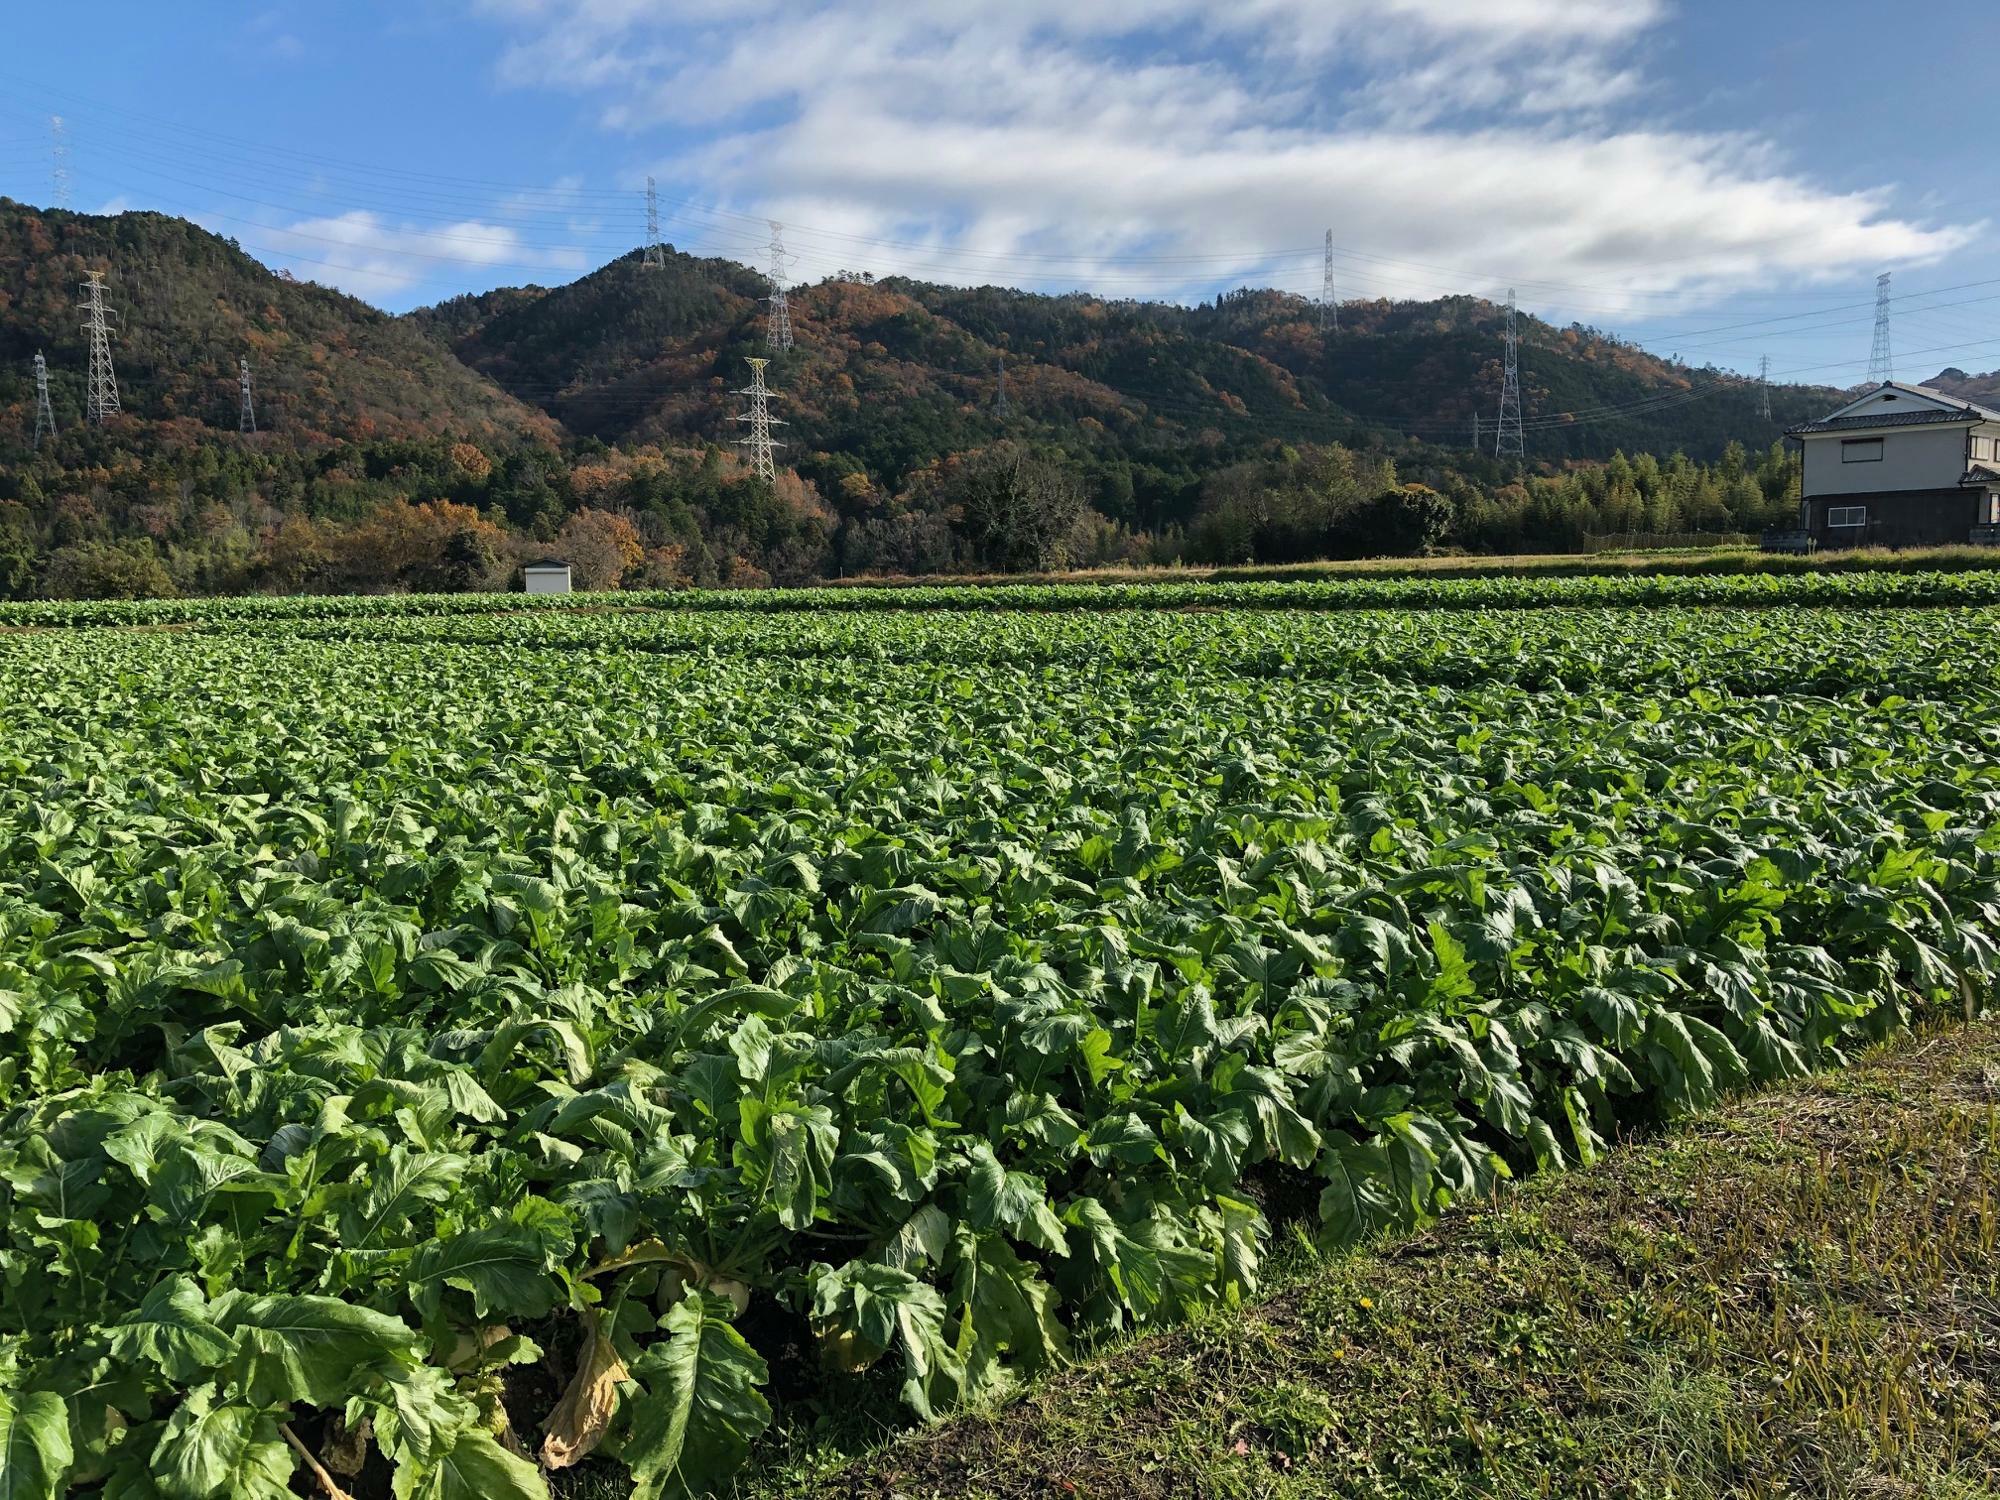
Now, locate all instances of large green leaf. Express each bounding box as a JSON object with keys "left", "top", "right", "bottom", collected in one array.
[
  {"left": 808, "top": 1261, "right": 964, "bottom": 1416},
  {"left": 623, "top": 1291, "right": 772, "bottom": 1500},
  {"left": 390, "top": 1427, "right": 547, "bottom": 1500},
  {"left": 148, "top": 1388, "right": 291, "bottom": 1500},
  {"left": 963, "top": 1143, "right": 1067, "bottom": 1254},
  {"left": 338, "top": 1146, "right": 467, "bottom": 1249},
  {"left": 104, "top": 1277, "right": 234, "bottom": 1384},
  {"left": 407, "top": 1225, "right": 559, "bottom": 1321},
  {"left": 0, "top": 1388, "right": 72, "bottom": 1500},
  {"left": 211, "top": 1292, "right": 423, "bottom": 1406},
  {"left": 946, "top": 1229, "right": 1064, "bottom": 1399}
]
